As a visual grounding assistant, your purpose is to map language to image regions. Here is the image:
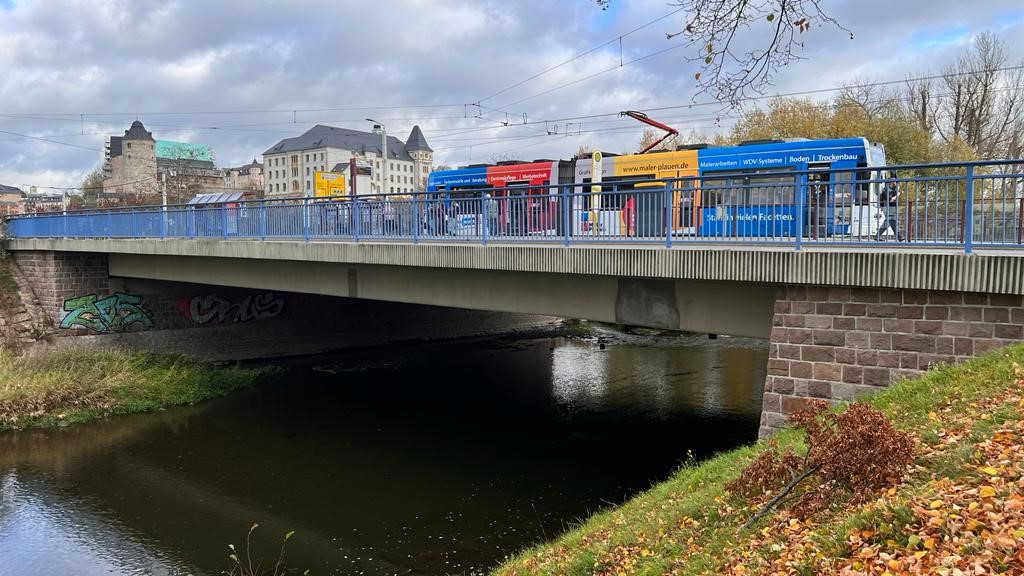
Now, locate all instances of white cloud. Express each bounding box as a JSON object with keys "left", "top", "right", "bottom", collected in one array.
[{"left": 0, "top": 0, "right": 1022, "bottom": 187}]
